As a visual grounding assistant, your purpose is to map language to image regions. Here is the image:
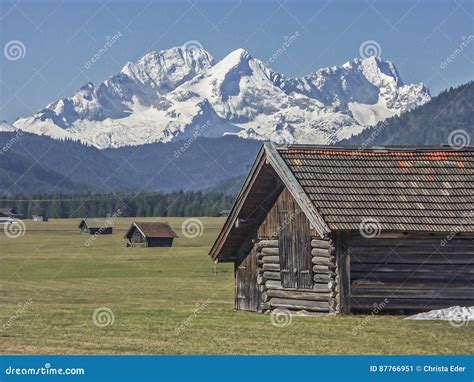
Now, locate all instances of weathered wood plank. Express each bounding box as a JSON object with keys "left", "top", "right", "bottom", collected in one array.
[
  {"left": 351, "top": 263, "right": 474, "bottom": 274},
  {"left": 353, "top": 281, "right": 472, "bottom": 289},
  {"left": 261, "top": 247, "right": 279, "bottom": 255},
  {"left": 311, "top": 239, "right": 331, "bottom": 248},
  {"left": 313, "top": 274, "right": 331, "bottom": 283},
  {"left": 263, "top": 271, "right": 281, "bottom": 281},
  {"left": 265, "top": 280, "right": 283, "bottom": 289},
  {"left": 262, "top": 263, "right": 280, "bottom": 272},
  {"left": 351, "top": 271, "right": 474, "bottom": 283},
  {"left": 311, "top": 256, "right": 332, "bottom": 266},
  {"left": 337, "top": 232, "right": 351, "bottom": 314},
  {"left": 265, "top": 289, "right": 331, "bottom": 301},
  {"left": 311, "top": 248, "right": 331, "bottom": 257},
  {"left": 269, "top": 297, "right": 330, "bottom": 312},
  {"left": 351, "top": 253, "right": 474, "bottom": 265},
  {"left": 313, "top": 264, "right": 335, "bottom": 272},
  {"left": 351, "top": 297, "right": 474, "bottom": 311},
  {"left": 256, "top": 240, "right": 279, "bottom": 248},
  {"left": 352, "top": 288, "right": 474, "bottom": 299},
  {"left": 260, "top": 255, "right": 280, "bottom": 264}
]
